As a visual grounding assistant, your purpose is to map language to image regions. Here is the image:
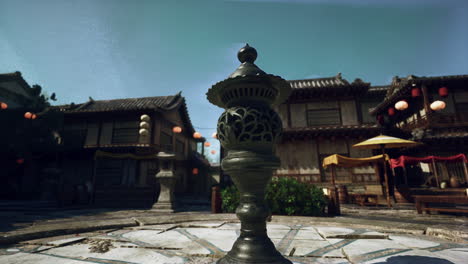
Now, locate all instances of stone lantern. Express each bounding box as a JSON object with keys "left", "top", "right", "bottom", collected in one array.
[
  {"left": 207, "top": 44, "right": 292, "bottom": 264},
  {"left": 152, "top": 151, "right": 177, "bottom": 212}
]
